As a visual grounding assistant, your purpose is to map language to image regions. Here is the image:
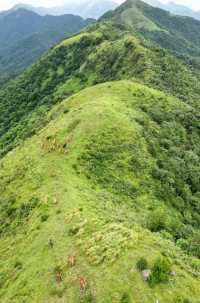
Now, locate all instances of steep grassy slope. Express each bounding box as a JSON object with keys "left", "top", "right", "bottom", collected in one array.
[
  {"left": 1, "top": 21, "right": 200, "bottom": 158},
  {"left": 0, "top": 8, "right": 94, "bottom": 84},
  {"left": 1, "top": 81, "right": 200, "bottom": 303}
]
